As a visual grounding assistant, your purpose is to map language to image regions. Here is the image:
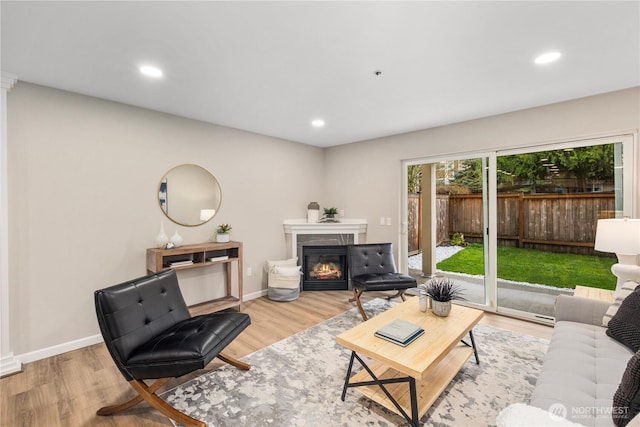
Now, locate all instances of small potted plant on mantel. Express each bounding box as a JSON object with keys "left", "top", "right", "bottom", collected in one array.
[
  {"left": 215, "top": 224, "right": 232, "bottom": 243},
  {"left": 321, "top": 207, "right": 339, "bottom": 223},
  {"left": 422, "top": 278, "right": 464, "bottom": 317}
]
